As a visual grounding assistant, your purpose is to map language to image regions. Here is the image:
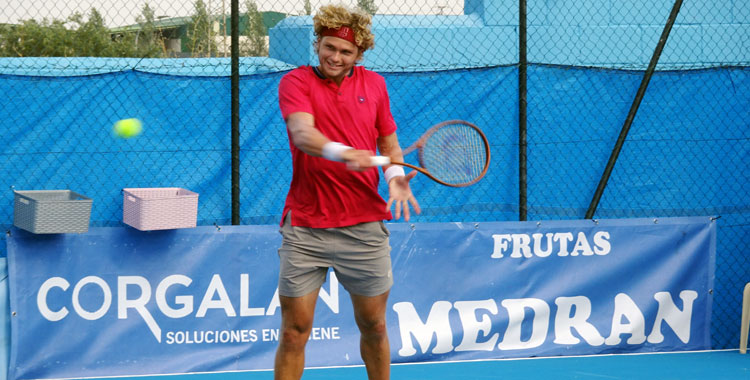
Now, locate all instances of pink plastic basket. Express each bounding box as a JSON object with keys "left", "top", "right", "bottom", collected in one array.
[{"left": 123, "top": 188, "right": 198, "bottom": 231}]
